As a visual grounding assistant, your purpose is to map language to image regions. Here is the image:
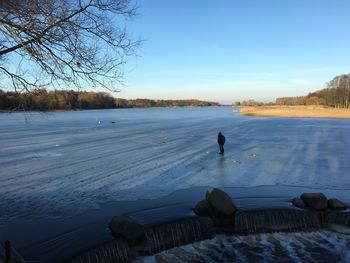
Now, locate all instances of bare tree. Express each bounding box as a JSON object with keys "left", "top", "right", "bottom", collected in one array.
[
  {"left": 0, "top": 0, "right": 139, "bottom": 92},
  {"left": 327, "top": 74, "right": 350, "bottom": 108}
]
